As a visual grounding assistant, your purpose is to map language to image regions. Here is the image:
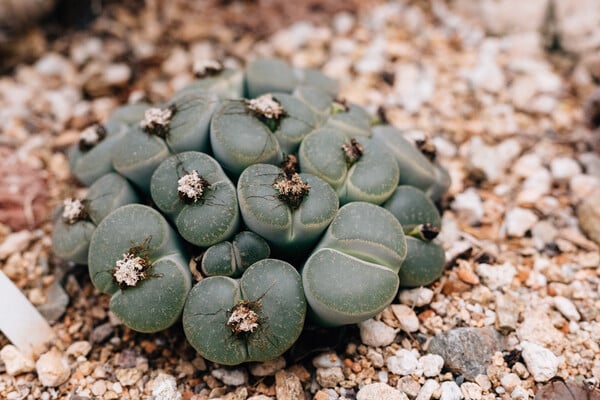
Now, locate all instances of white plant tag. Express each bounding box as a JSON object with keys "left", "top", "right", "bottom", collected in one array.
[{"left": 0, "top": 271, "right": 55, "bottom": 358}]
